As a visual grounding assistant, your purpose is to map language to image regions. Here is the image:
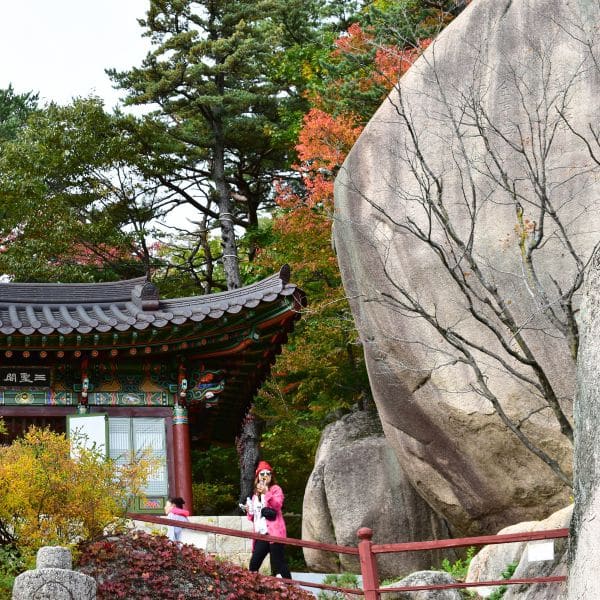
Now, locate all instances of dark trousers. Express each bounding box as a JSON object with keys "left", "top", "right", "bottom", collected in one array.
[{"left": 249, "top": 540, "right": 291, "bottom": 579}]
